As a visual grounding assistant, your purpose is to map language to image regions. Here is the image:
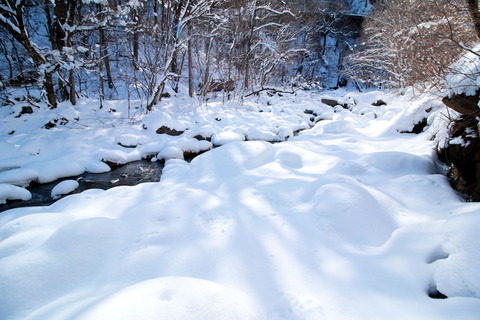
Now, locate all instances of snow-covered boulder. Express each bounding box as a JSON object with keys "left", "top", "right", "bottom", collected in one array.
[
  {"left": 51, "top": 180, "right": 80, "bottom": 200},
  {"left": 0, "top": 184, "right": 32, "bottom": 204},
  {"left": 211, "top": 131, "right": 246, "bottom": 146}
]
